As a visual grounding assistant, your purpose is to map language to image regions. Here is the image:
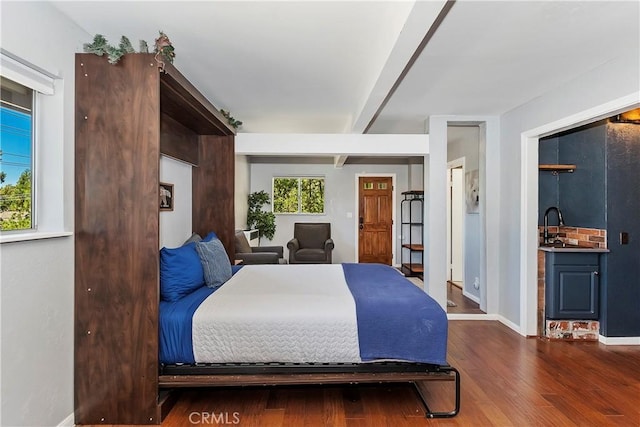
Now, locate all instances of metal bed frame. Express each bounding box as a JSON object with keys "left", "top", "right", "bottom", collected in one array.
[{"left": 159, "top": 361, "right": 460, "bottom": 418}]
